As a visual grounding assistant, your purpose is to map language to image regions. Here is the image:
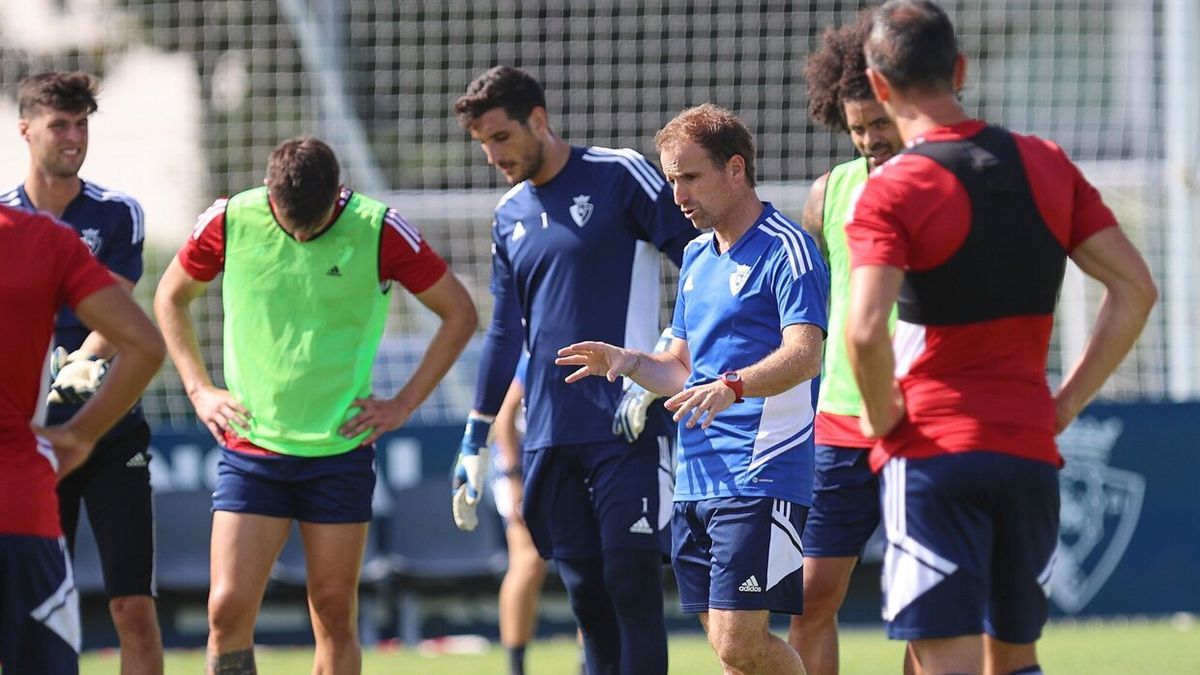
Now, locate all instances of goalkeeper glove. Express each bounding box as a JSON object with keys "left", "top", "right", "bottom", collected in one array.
[
  {"left": 48, "top": 348, "right": 110, "bottom": 405},
  {"left": 451, "top": 414, "right": 492, "bottom": 531},
  {"left": 612, "top": 328, "right": 672, "bottom": 443}
]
